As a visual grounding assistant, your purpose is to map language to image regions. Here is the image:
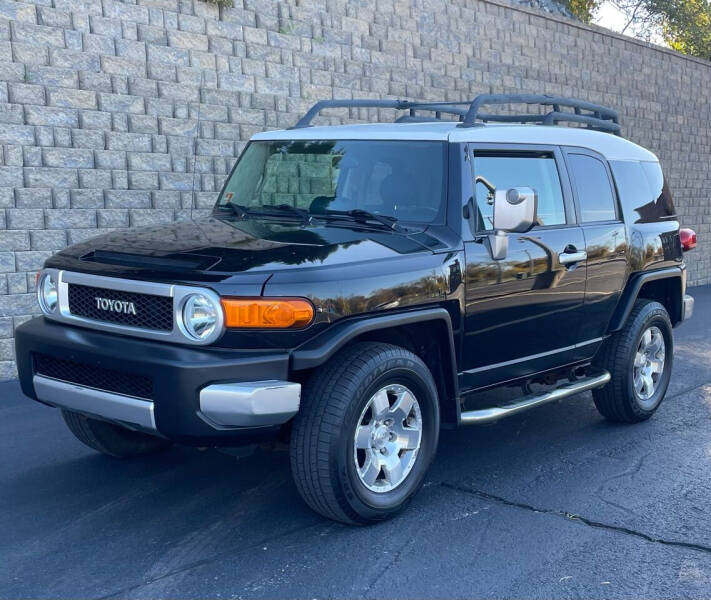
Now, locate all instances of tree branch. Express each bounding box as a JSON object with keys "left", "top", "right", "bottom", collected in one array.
[{"left": 621, "top": 0, "right": 646, "bottom": 33}]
